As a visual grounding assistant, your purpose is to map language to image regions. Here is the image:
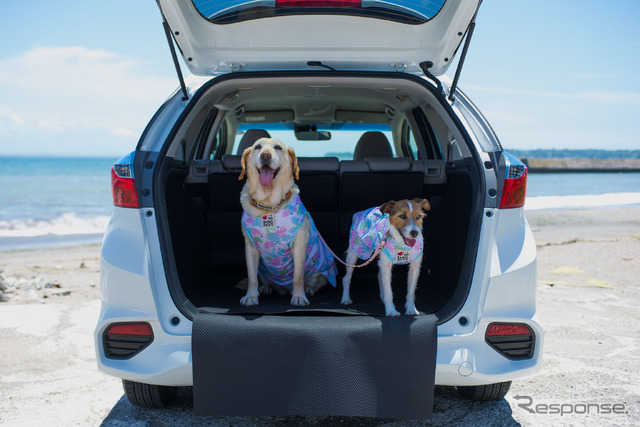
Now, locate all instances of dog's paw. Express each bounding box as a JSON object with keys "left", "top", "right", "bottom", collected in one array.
[
  {"left": 385, "top": 308, "right": 401, "bottom": 317},
  {"left": 239, "top": 295, "right": 259, "bottom": 306},
  {"left": 304, "top": 273, "right": 327, "bottom": 296},
  {"left": 258, "top": 284, "right": 272, "bottom": 295},
  {"left": 290, "top": 295, "right": 310, "bottom": 306},
  {"left": 405, "top": 301, "right": 420, "bottom": 315},
  {"left": 341, "top": 296, "right": 353, "bottom": 305}
]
